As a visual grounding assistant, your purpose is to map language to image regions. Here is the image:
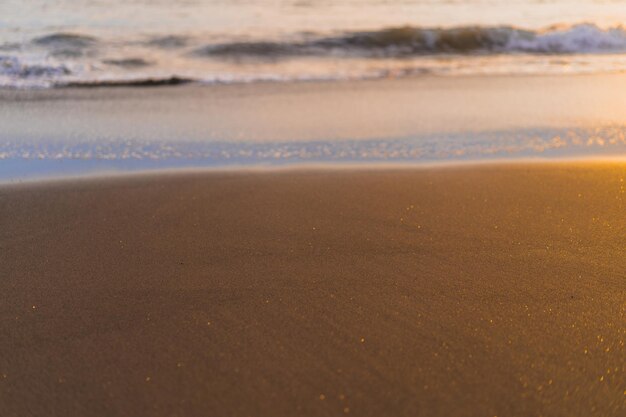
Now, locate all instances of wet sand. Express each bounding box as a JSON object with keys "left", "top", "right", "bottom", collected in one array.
[
  {"left": 2, "top": 73, "right": 626, "bottom": 144},
  {"left": 1, "top": 163, "right": 625, "bottom": 416}
]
